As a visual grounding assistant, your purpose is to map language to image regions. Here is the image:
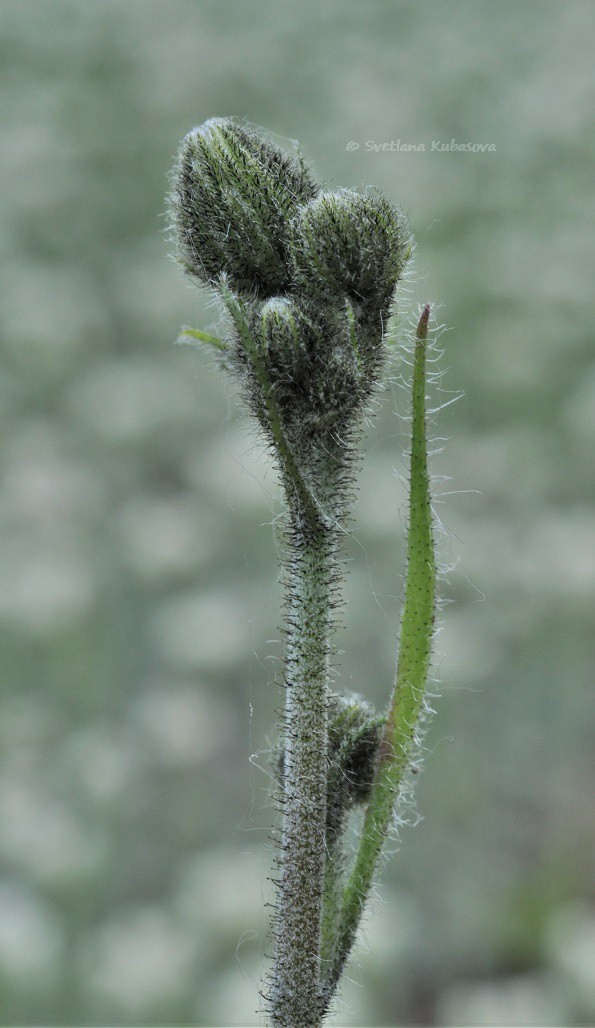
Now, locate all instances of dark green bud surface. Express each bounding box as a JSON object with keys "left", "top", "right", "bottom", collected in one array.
[
  {"left": 291, "top": 188, "right": 411, "bottom": 317},
  {"left": 170, "top": 117, "right": 319, "bottom": 296}
]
